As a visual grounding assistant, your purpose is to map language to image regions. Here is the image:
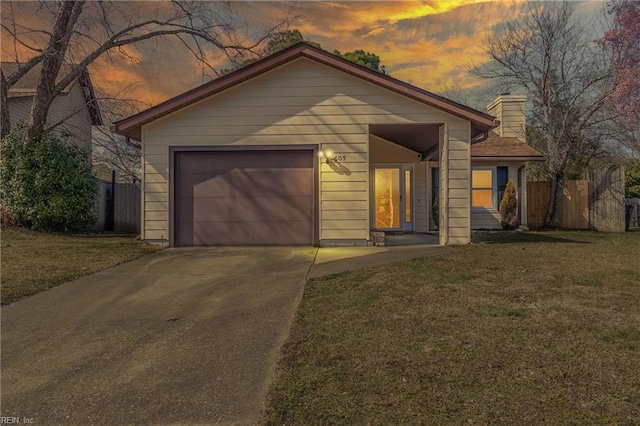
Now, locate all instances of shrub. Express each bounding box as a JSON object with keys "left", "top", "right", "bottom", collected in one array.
[
  {"left": 626, "top": 165, "right": 640, "bottom": 198},
  {"left": 499, "top": 179, "right": 519, "bottom": 230},
  {"left": 0, "top": 129, "right": 97, "bottom": 231},
  {"left": 431, "top": 195, "right": 439, "bottom": 230}
]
